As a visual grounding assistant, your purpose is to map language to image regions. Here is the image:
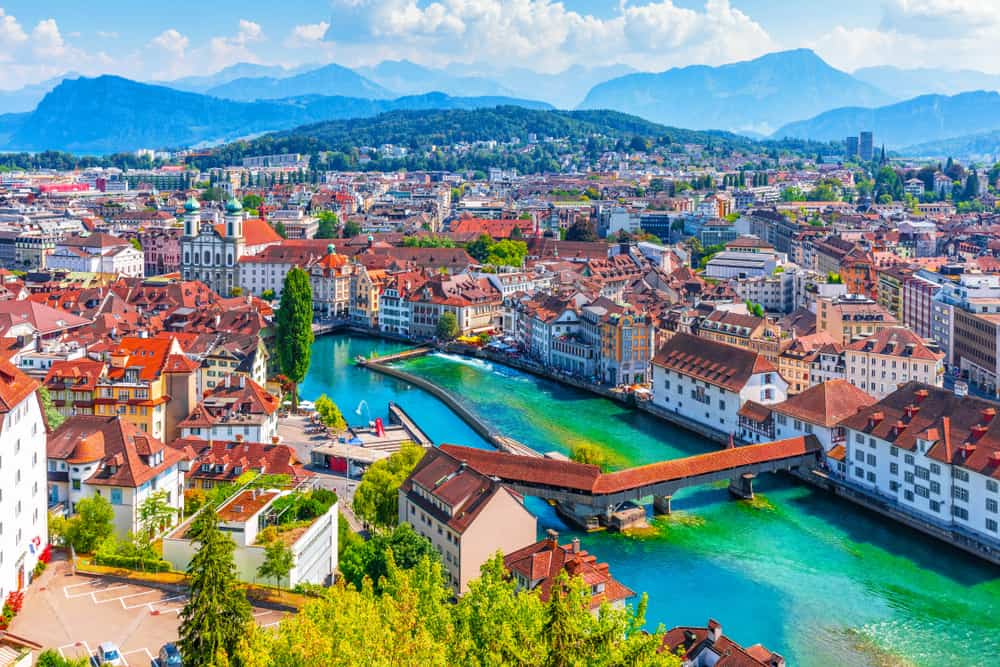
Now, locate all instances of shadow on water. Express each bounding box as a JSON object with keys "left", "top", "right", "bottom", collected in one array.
[{"left": 781, "top": 476, "right": 1000, "bottom": 588}]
